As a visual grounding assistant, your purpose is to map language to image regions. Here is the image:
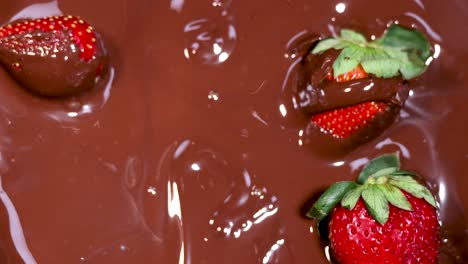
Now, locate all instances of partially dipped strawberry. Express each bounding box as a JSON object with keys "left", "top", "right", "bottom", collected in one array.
[
  {"left": 0, "top": 15, "right": 107, "bottom": 97},
  {"left": 303, "top": 25, "right": 432, "bottom": 140},
  {"left": 311, "top": 64, "right": 389, "bottom": 138},
  {"left": 307, "top": 153, "right": 440, "bottom": 264}
]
